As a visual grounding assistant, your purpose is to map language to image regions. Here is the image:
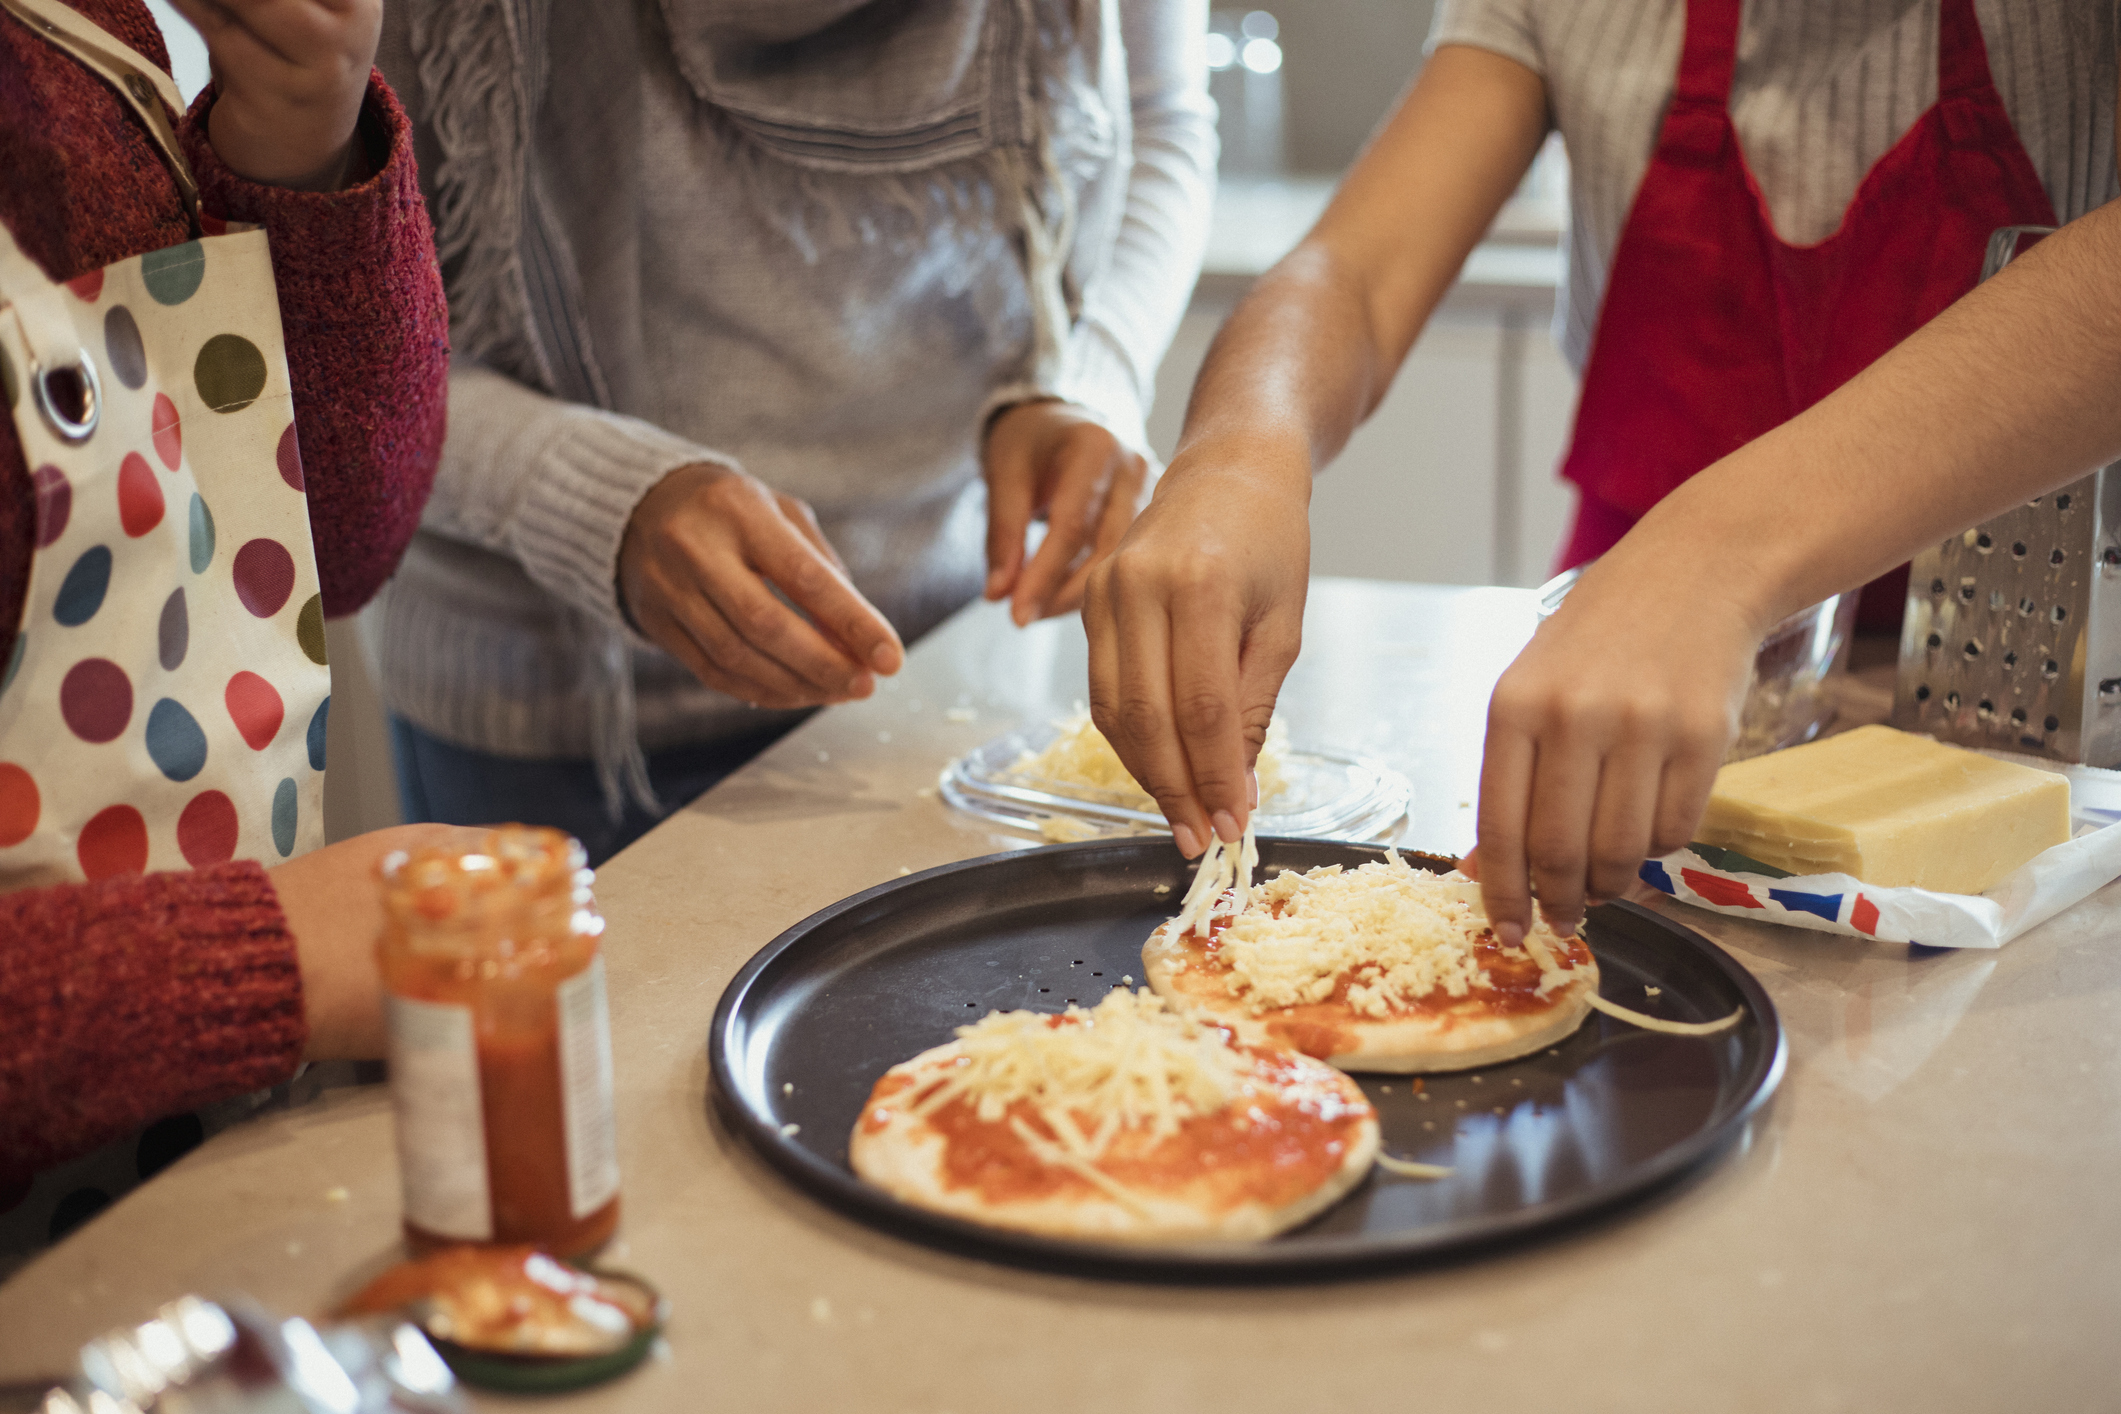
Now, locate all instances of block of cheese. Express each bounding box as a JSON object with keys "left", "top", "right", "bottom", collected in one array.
[{"left": 1696, "top": 724, "right": 2071, "bottom": 894}]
